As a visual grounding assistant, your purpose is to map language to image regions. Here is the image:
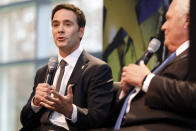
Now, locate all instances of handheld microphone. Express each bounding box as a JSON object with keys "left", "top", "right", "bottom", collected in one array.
[
  {"left": 46, "top": 57, "right": 58, "bottom": 85},
  {"left": 136, "top": 38, "right": 161, "bottom": 65}
]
